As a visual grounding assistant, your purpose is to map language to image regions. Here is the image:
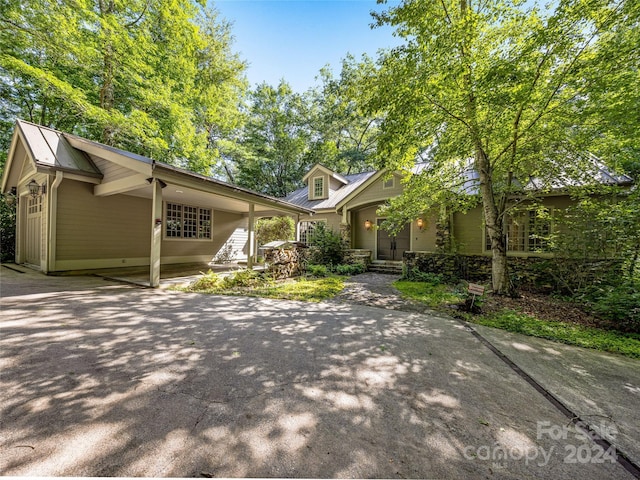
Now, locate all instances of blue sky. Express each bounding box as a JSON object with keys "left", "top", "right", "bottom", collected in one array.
[{"left": 213, "top": 0, "right": 402, "bottom": 92}]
